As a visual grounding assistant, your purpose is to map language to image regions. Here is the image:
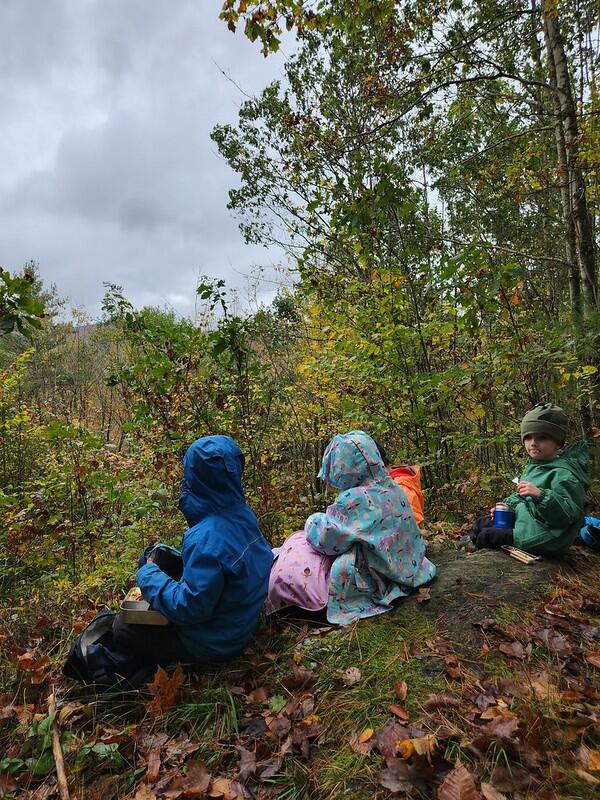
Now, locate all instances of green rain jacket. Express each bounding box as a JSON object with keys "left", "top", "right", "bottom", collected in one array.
[{"left": 504, "top": 441, "right": 589, "bottom": 557}]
